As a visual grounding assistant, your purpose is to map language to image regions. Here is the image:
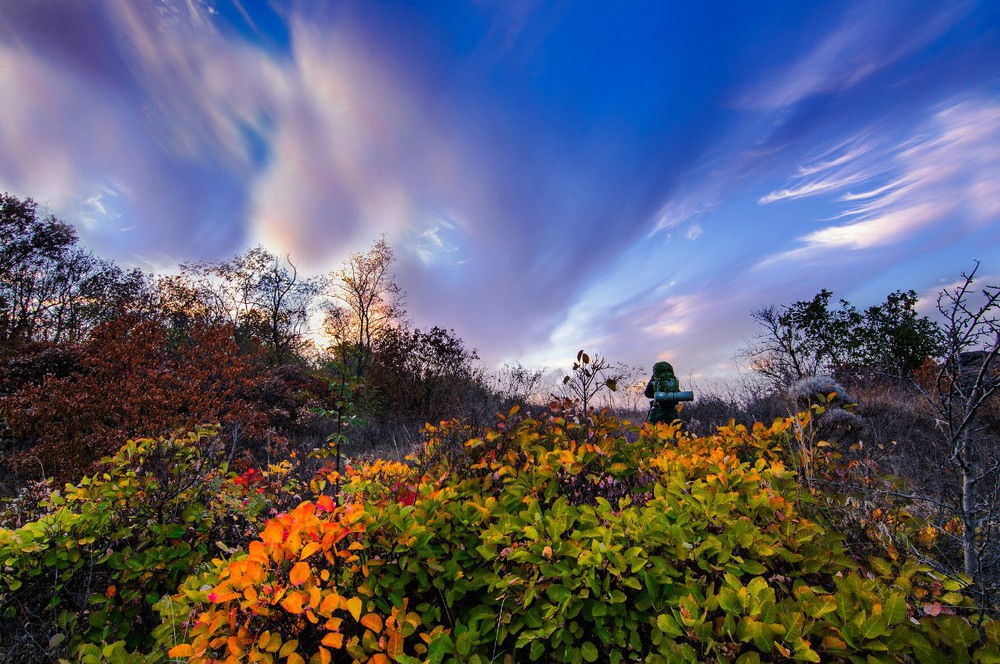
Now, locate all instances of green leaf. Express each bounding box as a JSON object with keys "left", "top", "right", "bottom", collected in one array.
[
  {"left": 740, "top": 560, "right": 766, "bottom": 575},
  {"left": 456, "top": 631, "right": 473, "bottom": 656},
  {"left": 796, "top": 650, "right": 821, "bottom": 663},
  {"left": 718, "top": 588, "right": 741, "bottom": 615},
  {"left": 428, "top": 633, "right": 453, "bottom": 664},
  {"left": 884, "top": 593, "right": 906, "bottom": 625},
  {"left": 581, "top": 641, "right": 599, "bottom": 662},
  {"left": 858, "top": 615, "right": 889, "bottom": 641},
  {"left": 546, "top": 585, "right": 572, "bottom": 603},
  {"left": 656, "top": 613, "right": 683, "bottom": 638}
]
